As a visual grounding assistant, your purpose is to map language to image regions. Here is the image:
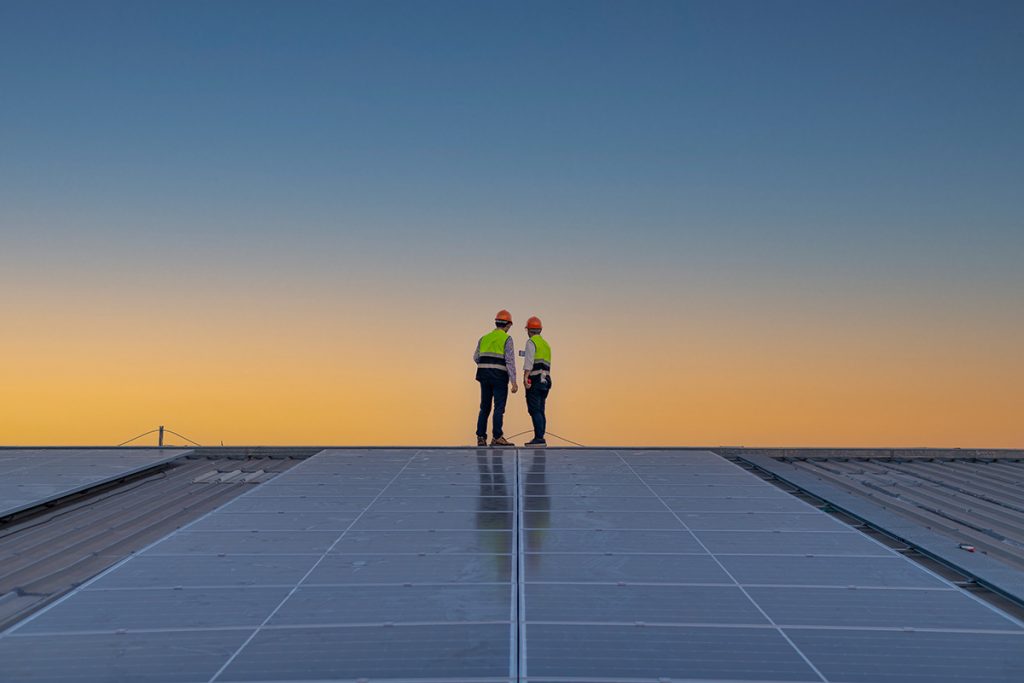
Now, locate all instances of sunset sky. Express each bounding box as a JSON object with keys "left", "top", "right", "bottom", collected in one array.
[{"left": 2, "top": 1, "right": 1022, "bottom": 447}]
